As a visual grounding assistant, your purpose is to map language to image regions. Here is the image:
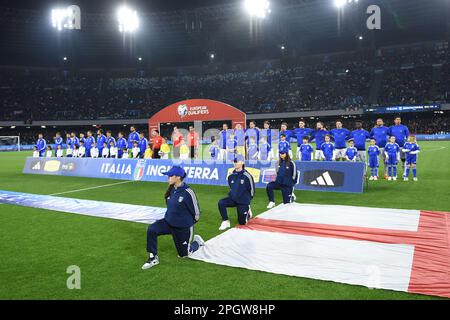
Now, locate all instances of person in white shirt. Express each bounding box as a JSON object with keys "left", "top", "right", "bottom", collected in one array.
[
  {"left": 78, "top": 141, "right": 86, "bottom": 157},
  {"left": 72, "top": 145, "right": 79, "bottom": 158},
  {"left": 102, "top": 142, "right": 109, "bottom": 158},
  {"left": 122, "top": 148, "right": 129, "bottom": 159},
  {"left": 56, "top": 145, "right": 64, "bottom": 157},
  {"left": 32, "top": 146, "right": 39, "bottom": 158},
  {"left": 132, "top": 142, "right": 140, "bottom": 158},
  {"left": 45, "top": 146, "right": 53, "bottom": 157},
  {"left": 91, "top": 143, "right": 99, "bottom": 158},
  {"left": 109, "top": 141, "right": 118, "bottom": 159}
]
